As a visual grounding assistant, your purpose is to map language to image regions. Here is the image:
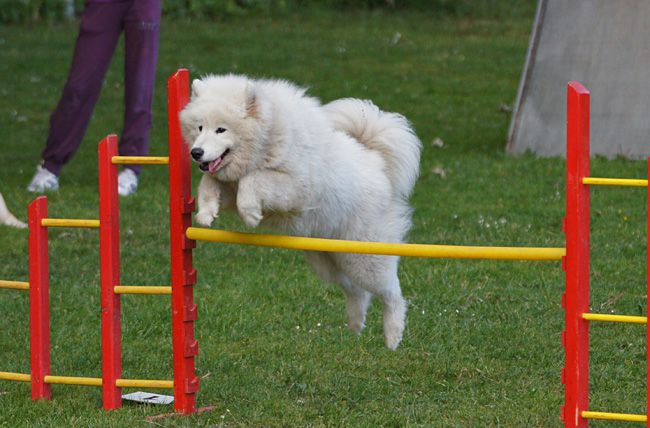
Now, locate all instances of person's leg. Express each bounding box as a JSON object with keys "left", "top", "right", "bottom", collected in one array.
[
  {"left": 40, "top": 2, "right": 128, "bottom": 177},
  {"left": 119, "top": 0, "right": 161, "bottom": 176}
]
